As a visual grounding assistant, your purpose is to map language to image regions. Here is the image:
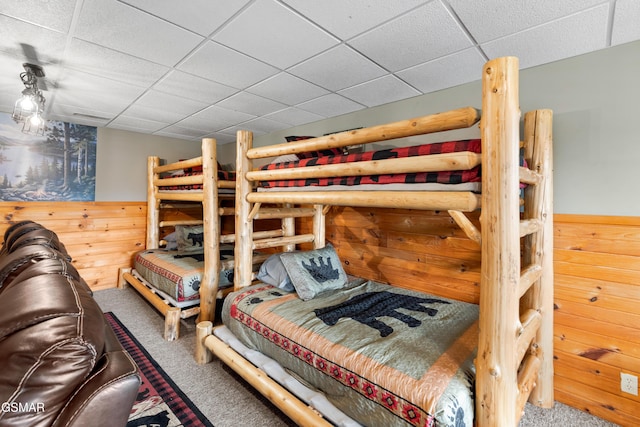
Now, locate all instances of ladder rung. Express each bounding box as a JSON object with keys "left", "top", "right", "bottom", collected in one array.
[
  {"left": 519, "top": 219, "right": 542, "bottom": 237},
  {"left": 516, "top": 354, "right": 541, "bottom": 418},
  {"left": 253, "top": 234, "right": 315, "bottom": 250},
  {"left": 518, "top": 264, "right": 543, "bottom": 298},
  {"left": 519, "top": 166, "right": 543, "bottom": 185},
  {"left": 159, "top": 219, "right": 203, "bottom": 227},
  {"left": 516, "top": 309, "right": 542, "bottom": 365},
  {"left": 253, "top": 207, "right": 317, "bottom": 220}
]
